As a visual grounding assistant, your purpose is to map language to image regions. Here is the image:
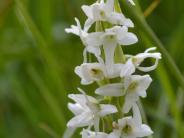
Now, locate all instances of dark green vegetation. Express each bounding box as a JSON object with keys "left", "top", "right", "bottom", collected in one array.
[{"left": 0, "top": 0, "right": 184, "bottom": 137}]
